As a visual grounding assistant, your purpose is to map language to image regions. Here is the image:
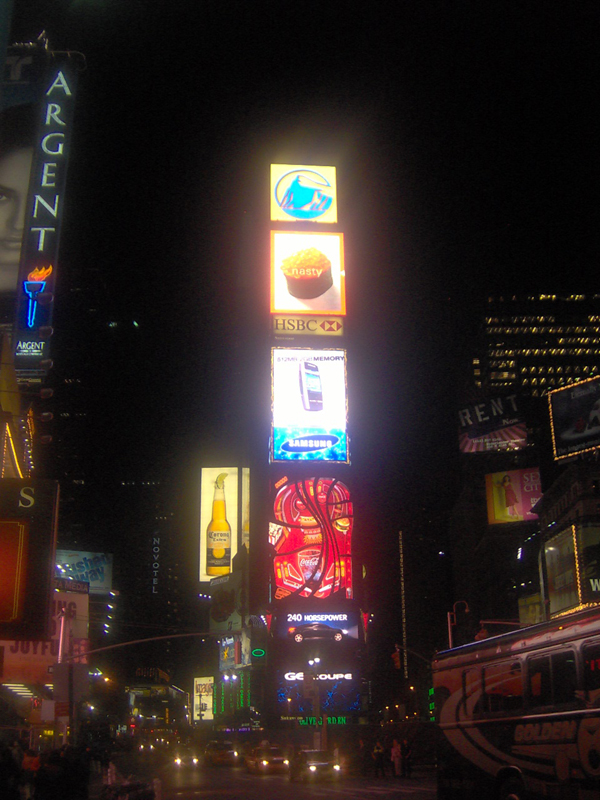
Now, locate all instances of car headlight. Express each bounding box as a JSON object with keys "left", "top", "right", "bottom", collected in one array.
[
  {"left": 175, "top": 758, "right": 181, "bottom": 765},
  {"left": 334, "top": 764, "right": 341, "bottom": 771},
  {"left": 309, "top": 765, "right": 317, "bottom": 772},
  {"left": 261, "top": 760, "right": 269, "bottom": 766},
  {"left": 283, "top": 760, "right": 289, "bottom": 766},
  {"left": 193, "top": 758, "right": 198, "bottom": 764}
]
